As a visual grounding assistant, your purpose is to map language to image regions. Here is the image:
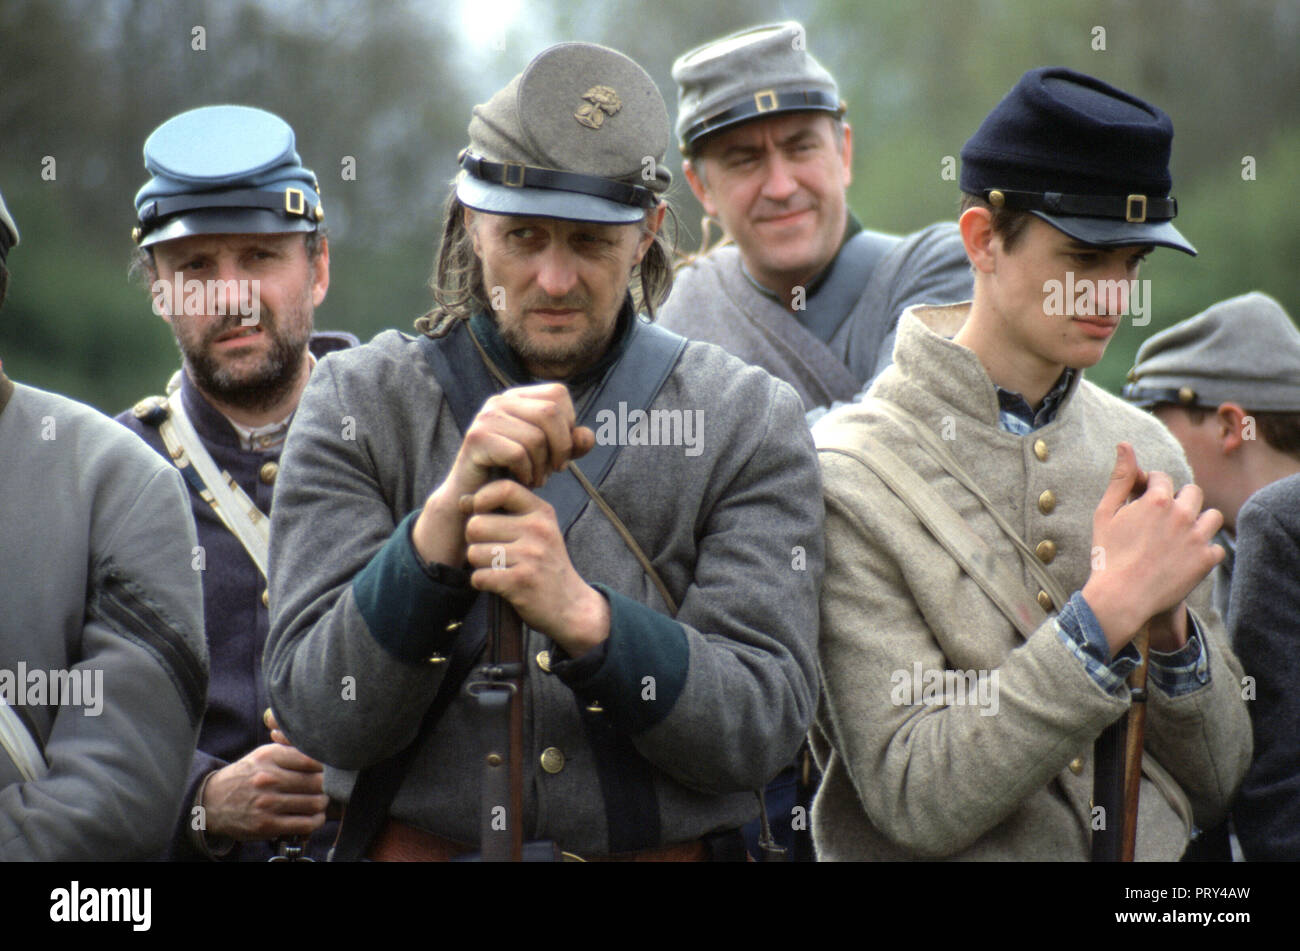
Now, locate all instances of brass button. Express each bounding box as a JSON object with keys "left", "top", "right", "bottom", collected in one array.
[
  {"left": 259, "top": 461, "right": 279, "bottom": 484},
  {"left": 536, "top": 650, "right": 552, "bottom": 673},
  {"left": 1177, "top": 386, "right": 1196, "bottom": 405},
  {"left": 540, "top": 747, "right": 565, "bottom": 774},
  {"left": 1037, "top": 590, "right": 1053, "bottom": 611},
  {"left": 1038, "top": 489, "right": 1057, "bottom": 514},
  {"left": 1125, "top": 368, "right": 1138, "bottom": 383},
  {"left": 585, "top": 700, "right": 604, "bottom": 713},
  {"left": 1068, "top": 757, "right": 1085, "bottom": 776},
  {"left": 1035, "top": 540, "right": 1057, "bottom": 564},
  {"left": 1033, "top": 439, "right": 1049, "bottom": 462},
  {"left": 427, "top": 653, "right": 447, "bottom": 665},
  {"left": 445, "top": 619, "right": 462, "bottom": 633},
  {"left": 261, "top": 588, "right": 270, "bottom": 608}
]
